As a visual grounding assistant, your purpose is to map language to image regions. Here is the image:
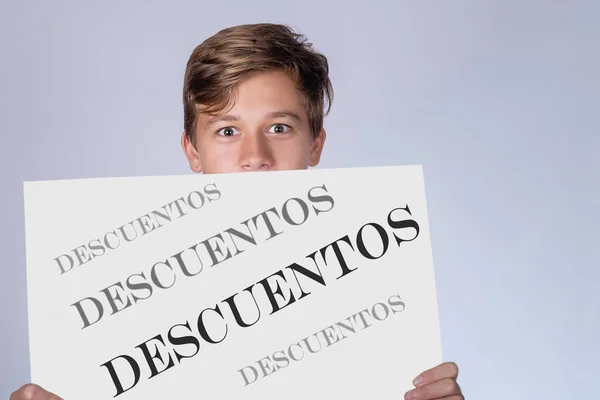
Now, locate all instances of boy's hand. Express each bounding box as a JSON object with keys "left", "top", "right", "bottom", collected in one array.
[
  {"left": 404, "top": 362, "right": 463, "bottom": 400},
  {"left": 10, "top": 384, "right": 62, "bottom": 400},
  {"left": 9, "top": 364, "right": 462, "bottom": 400}
]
